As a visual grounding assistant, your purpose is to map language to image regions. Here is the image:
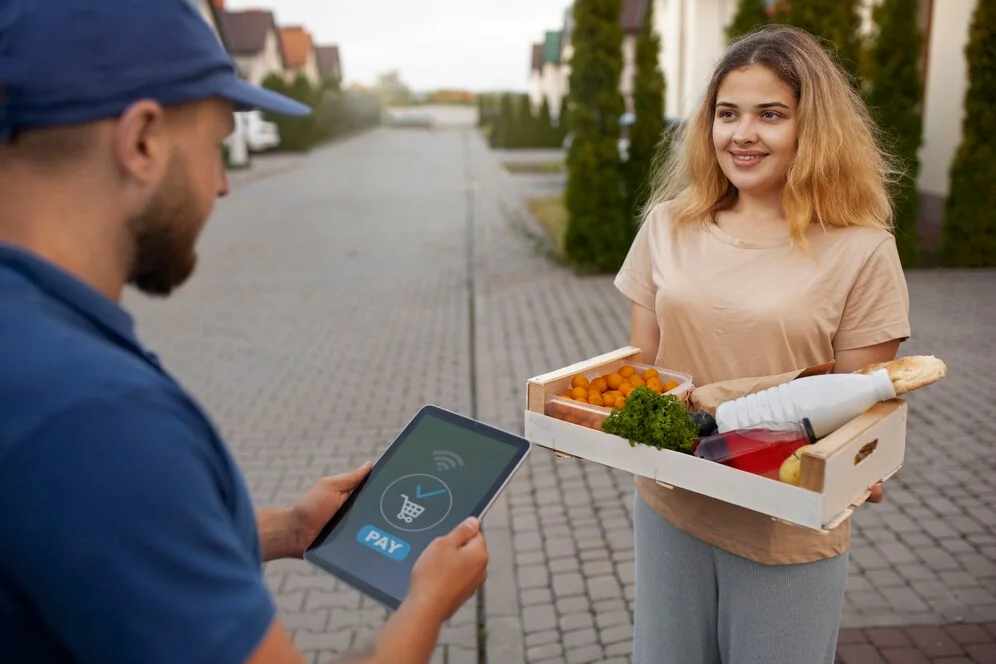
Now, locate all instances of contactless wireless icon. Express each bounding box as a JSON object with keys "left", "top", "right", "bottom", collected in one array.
[{"left": 433, "top": 450, "right": 465, "bottom": 471}]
